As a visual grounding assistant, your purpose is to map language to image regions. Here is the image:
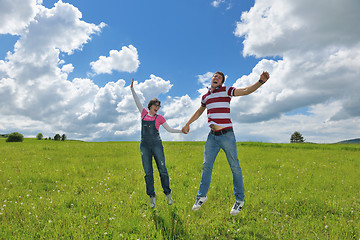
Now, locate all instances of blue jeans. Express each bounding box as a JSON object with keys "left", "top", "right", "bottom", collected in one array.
[
  {"left": 140, "top": 139, "right": 171, "bottom": 197},
  {"left": 197, "top": 130, "right": 245, "bottom": 201}
]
